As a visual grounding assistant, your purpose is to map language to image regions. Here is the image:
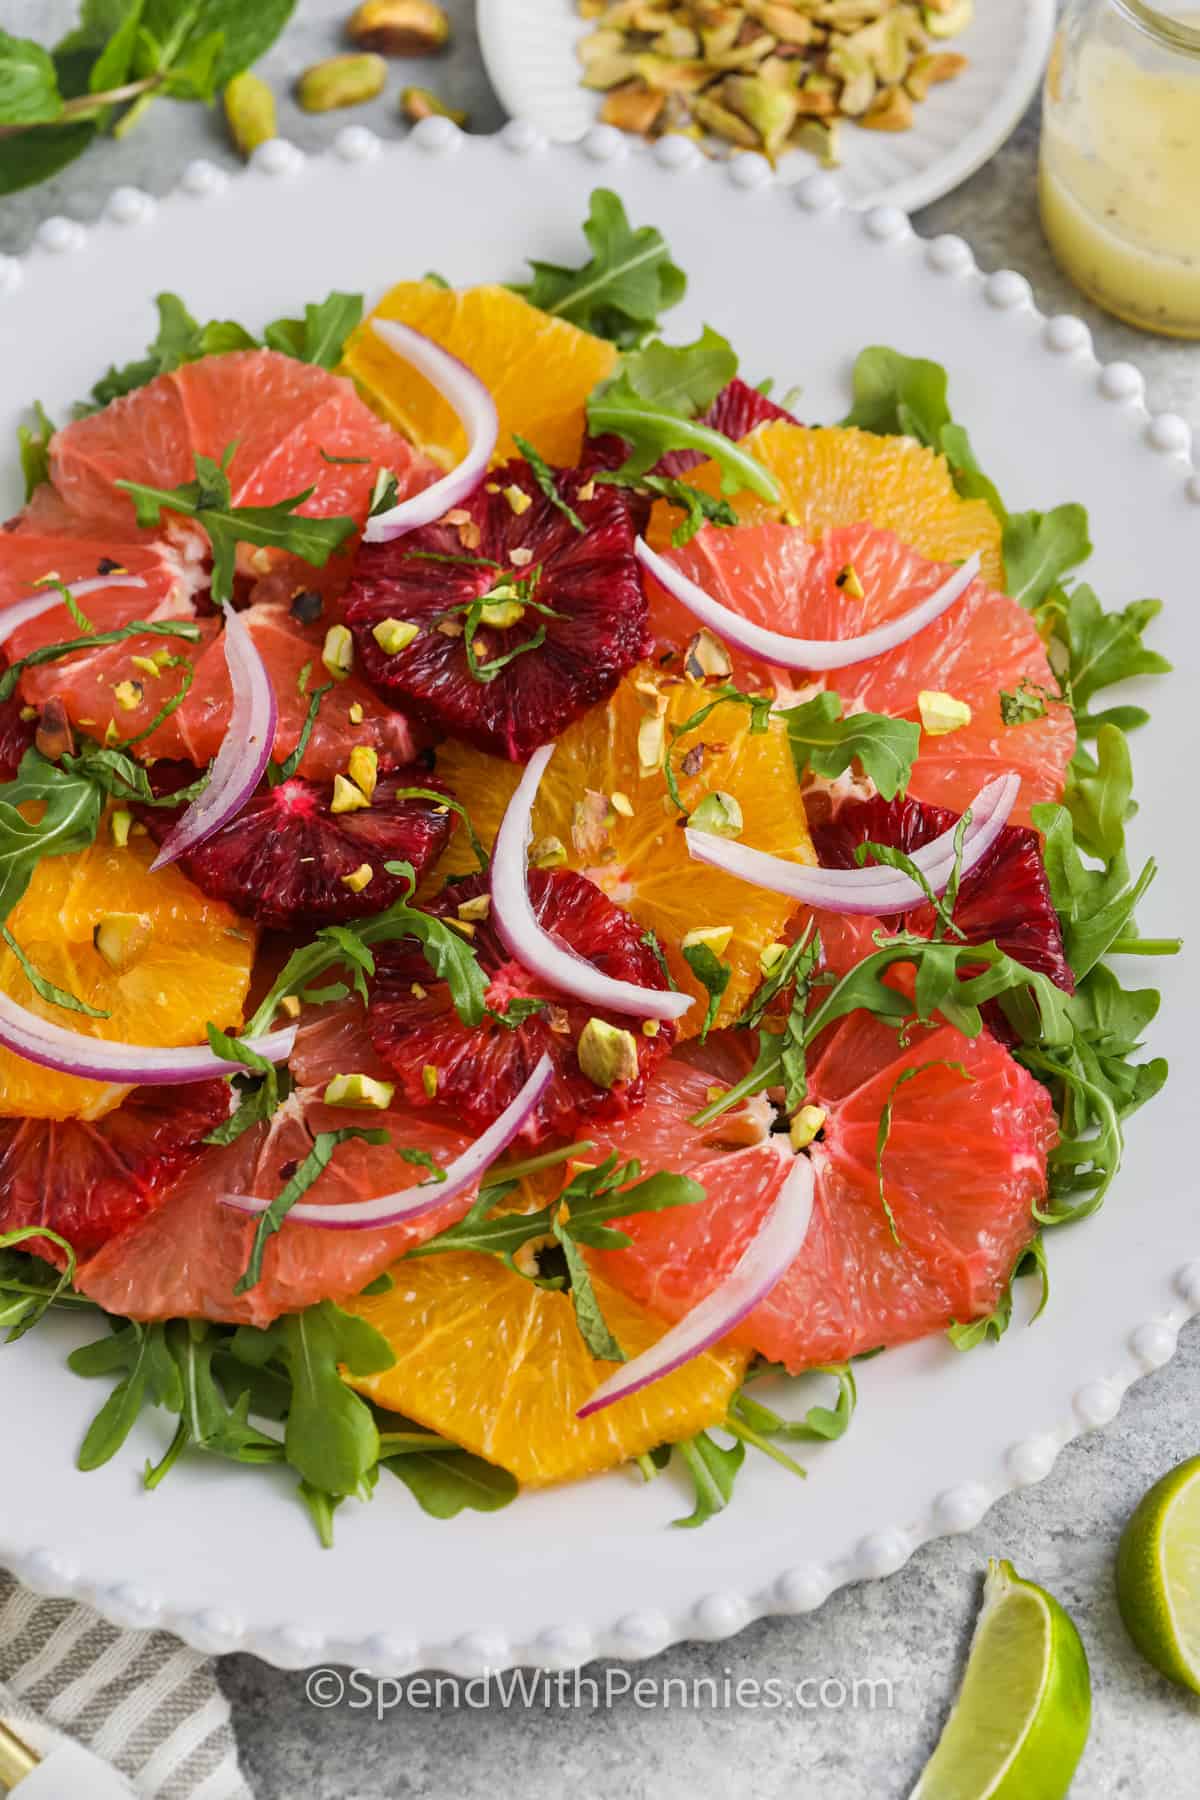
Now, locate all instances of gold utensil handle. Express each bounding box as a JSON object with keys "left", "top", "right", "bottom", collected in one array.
[{"left": 0, "top": 1721, "right": 39, "bottom": 1790}]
